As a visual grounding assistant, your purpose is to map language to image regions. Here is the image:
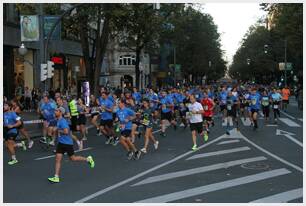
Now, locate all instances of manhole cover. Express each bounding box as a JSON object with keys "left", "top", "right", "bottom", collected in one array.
[{"left": 241, "top": 162, "right": 269, "bottom": 170}]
